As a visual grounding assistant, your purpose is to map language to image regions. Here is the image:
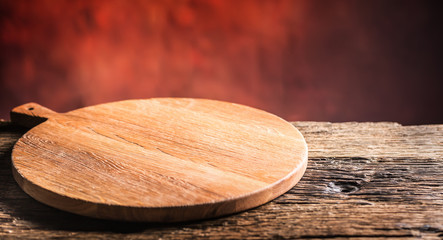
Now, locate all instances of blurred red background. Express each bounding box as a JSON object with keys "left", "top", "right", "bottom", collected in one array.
[{"left": 1, "top": 0, "right": 442, "bottom": 124}]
